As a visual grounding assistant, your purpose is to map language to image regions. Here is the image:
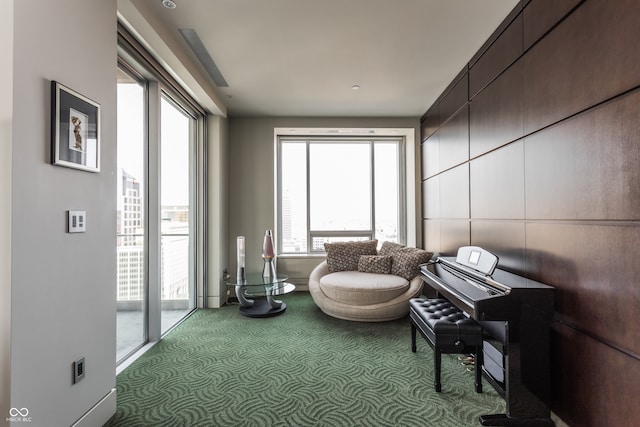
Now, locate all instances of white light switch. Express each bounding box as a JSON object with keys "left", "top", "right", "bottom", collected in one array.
[{"left": 68, "top": 211, "right": 87, "bottom": 233}]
